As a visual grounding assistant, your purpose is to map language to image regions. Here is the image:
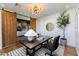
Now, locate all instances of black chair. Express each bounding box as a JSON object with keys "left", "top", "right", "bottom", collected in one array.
[{"left": 44, "top": 35, "right": 60, "bottom": 56}]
